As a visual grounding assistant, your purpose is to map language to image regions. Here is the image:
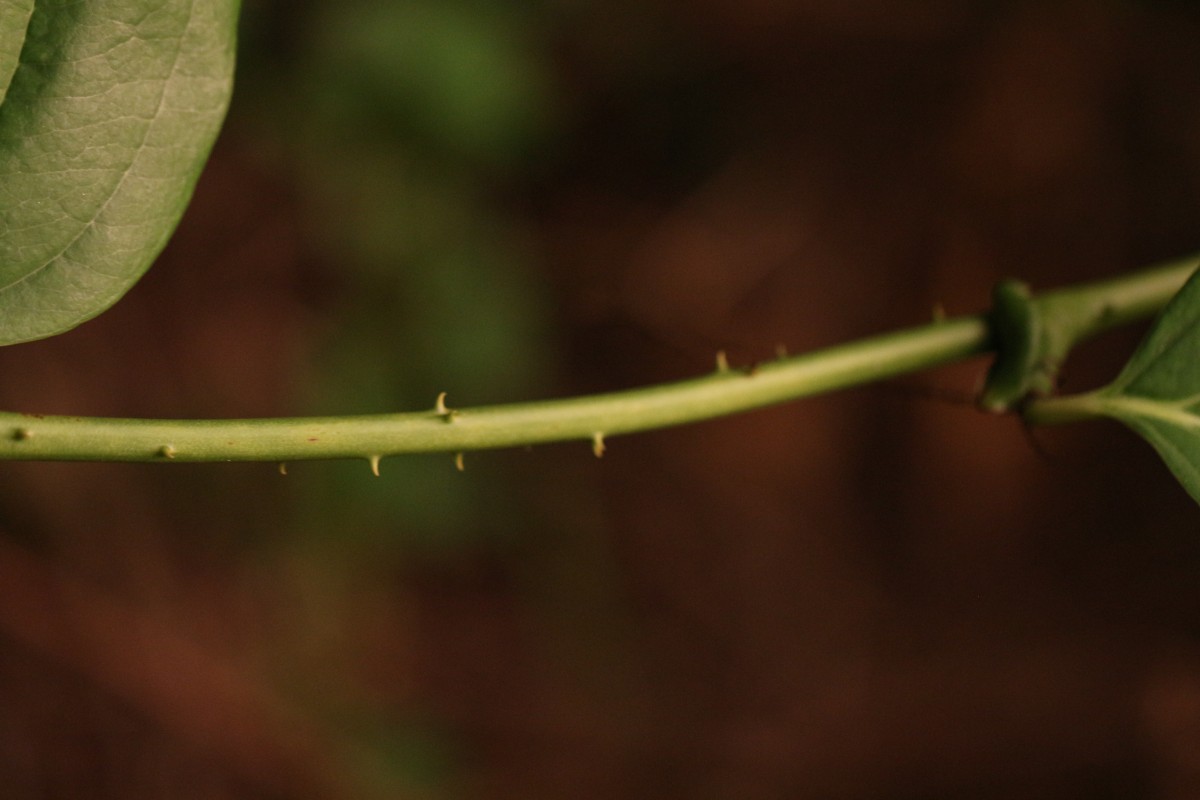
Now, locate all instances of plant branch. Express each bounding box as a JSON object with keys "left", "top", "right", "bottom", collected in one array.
[{"left": 0, "top": 254, "right": 1195, "bottom": 466}]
